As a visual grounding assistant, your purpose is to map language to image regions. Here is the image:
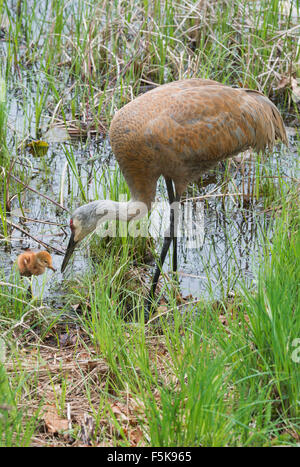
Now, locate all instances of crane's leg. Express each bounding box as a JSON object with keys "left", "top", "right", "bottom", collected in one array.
[
  {"left": 165, "top": 178, "right": 178, "bottom": 274},
  {"left": 145, "top": 178, "right": 179, "bottom": 317}
]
